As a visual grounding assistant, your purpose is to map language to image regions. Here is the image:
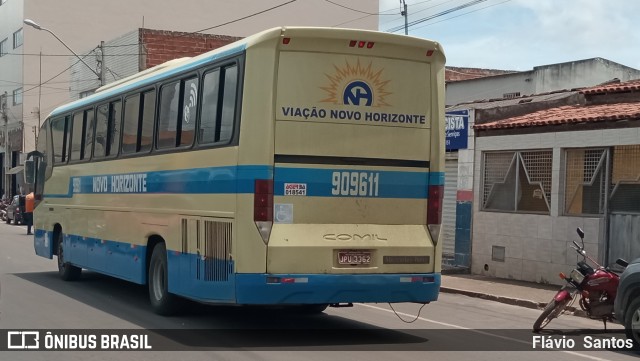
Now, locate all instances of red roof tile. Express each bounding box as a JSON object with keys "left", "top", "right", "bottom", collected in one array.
[
  {"left": 474, "top": 103, "right": 640, "bottom": 130},
  {"left": 581, "top": 79, "right": 640, "bottom": 95}
]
